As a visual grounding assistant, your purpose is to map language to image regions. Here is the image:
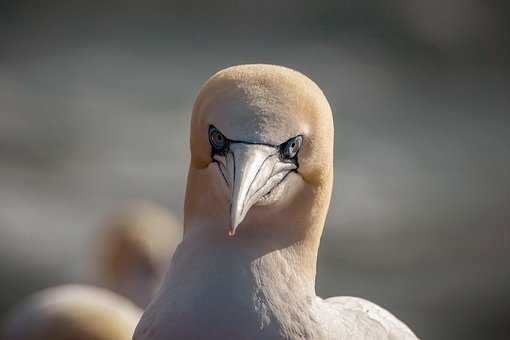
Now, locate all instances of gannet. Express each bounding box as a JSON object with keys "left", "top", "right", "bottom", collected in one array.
[
  {"left": 1, "top": 284, "right": 141, "bottom": 340},
  {"left": 134, "top": 64, "right": 419, "bottom": 340},
  {"left": 94, "top": 201, "right": 182, "bottom": 307}
]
